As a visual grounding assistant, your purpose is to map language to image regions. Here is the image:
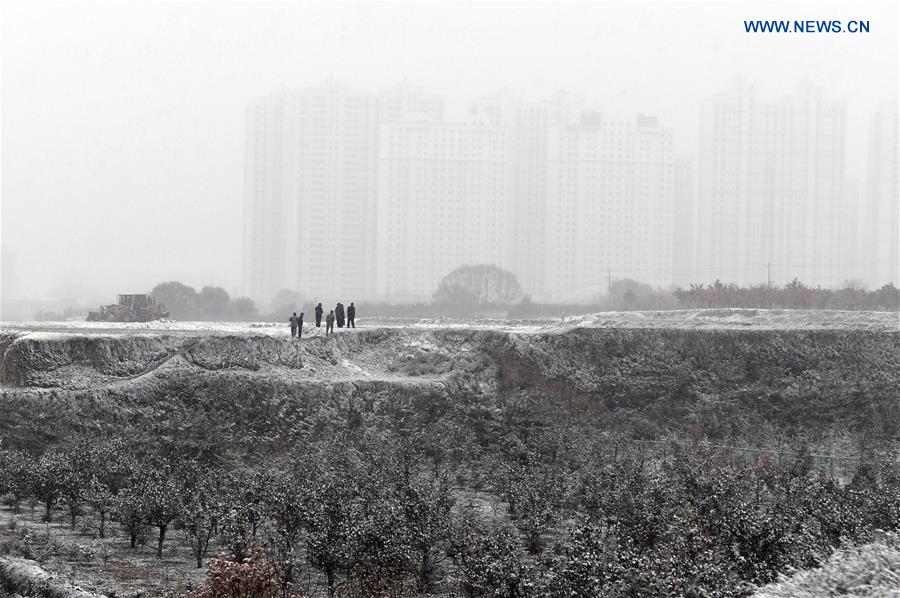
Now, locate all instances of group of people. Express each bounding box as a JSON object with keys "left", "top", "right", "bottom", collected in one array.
[{"left": 289, "top": 301, "right": 357, "bottom": 338}]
